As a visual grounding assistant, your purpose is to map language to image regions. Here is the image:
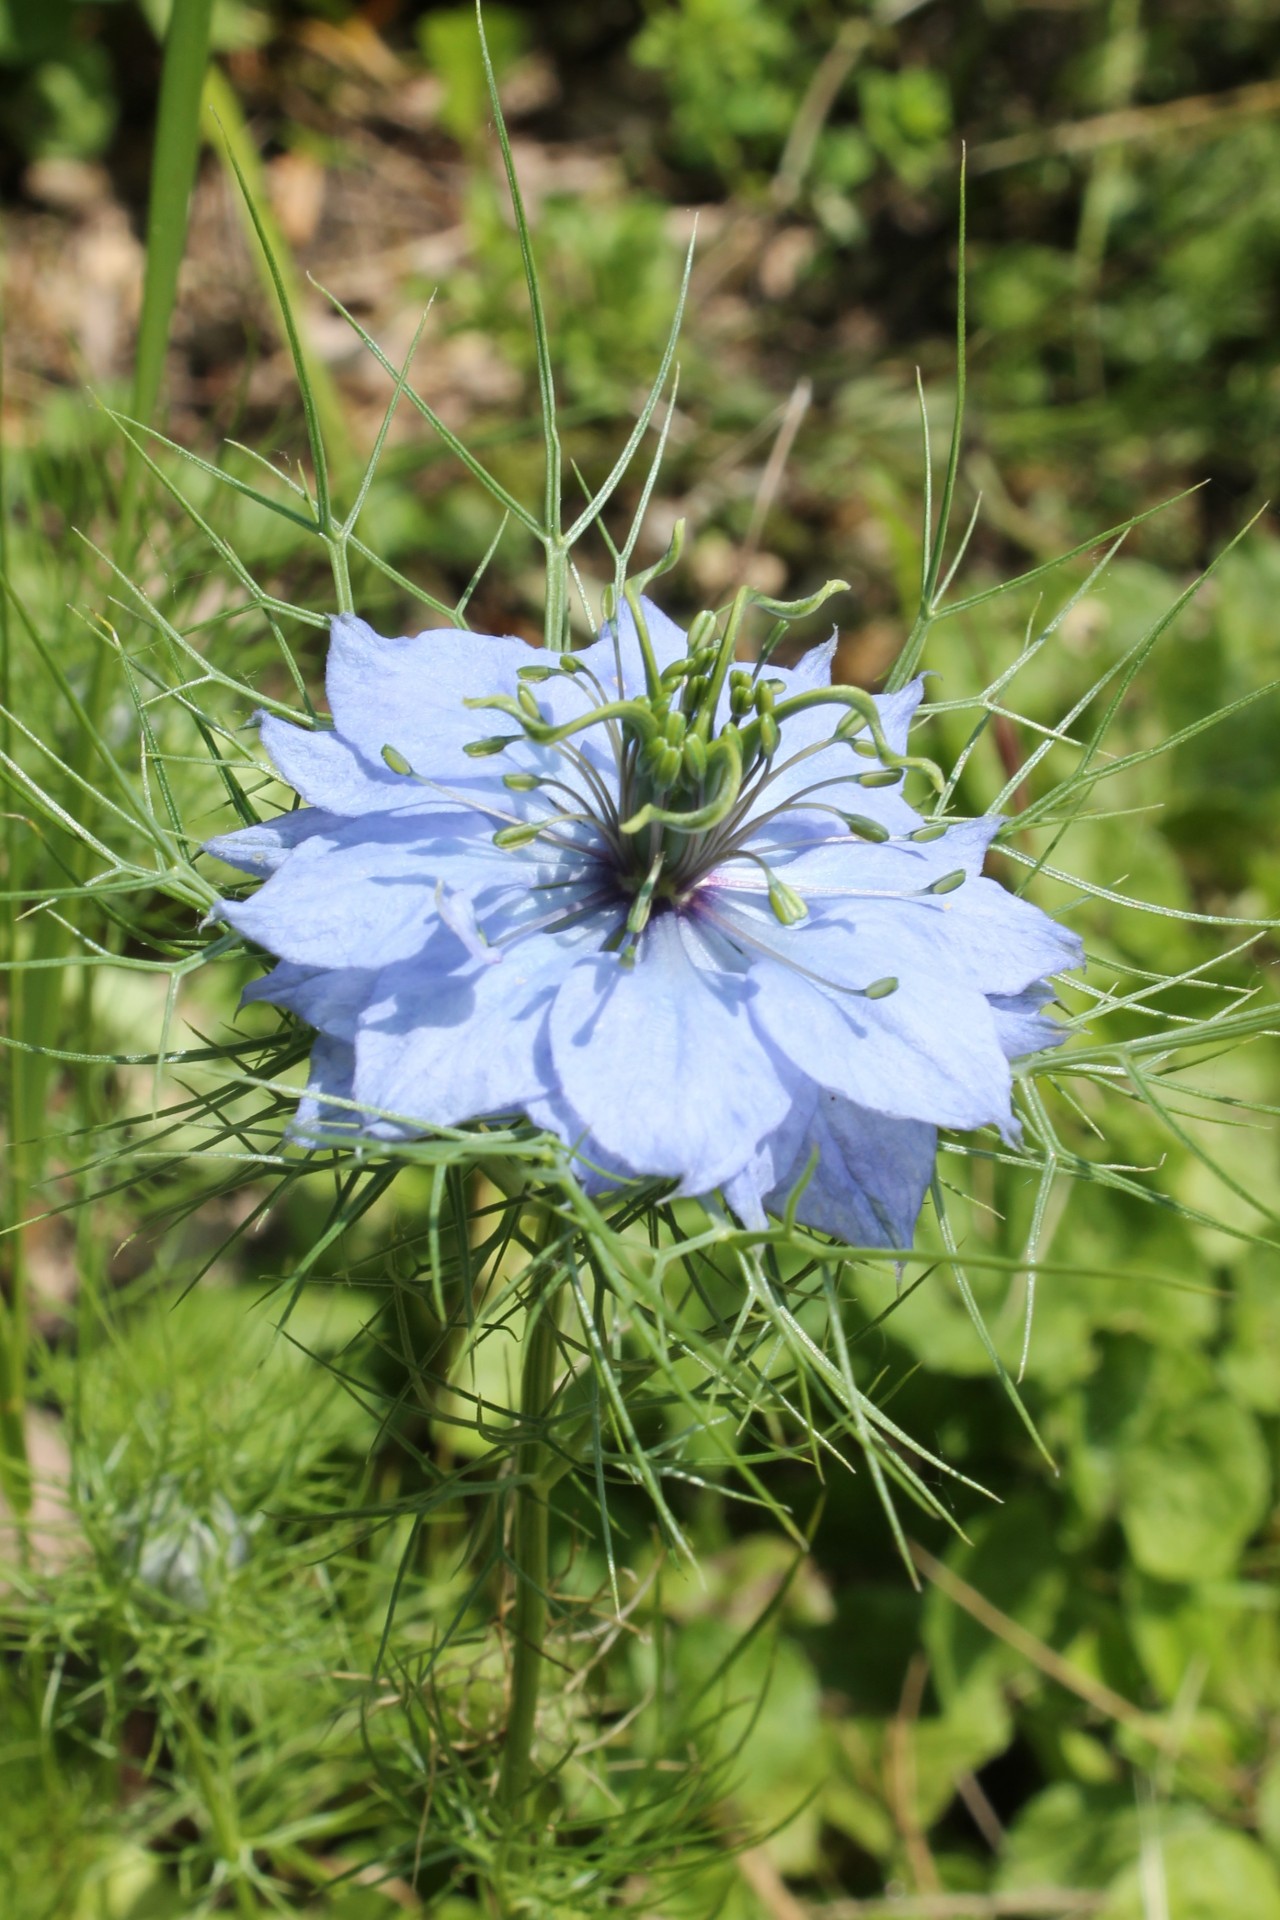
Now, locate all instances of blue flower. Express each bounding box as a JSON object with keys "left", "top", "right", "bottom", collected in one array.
[{"left": 208, "top": 597, "right": 1081, "bottom": 1249}]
